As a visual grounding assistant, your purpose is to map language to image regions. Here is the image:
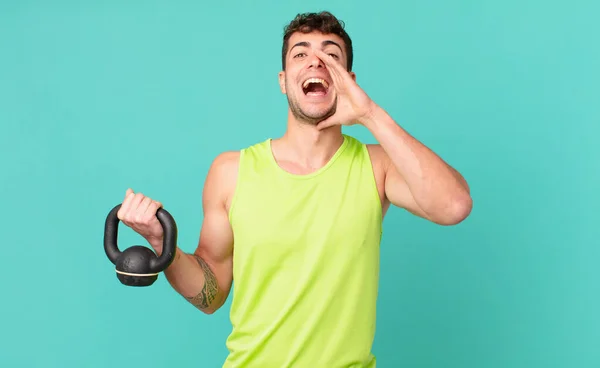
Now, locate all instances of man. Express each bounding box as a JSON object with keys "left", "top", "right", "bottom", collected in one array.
[{"left": 116, "top": 11, "right": 472, "bottom": 367}]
